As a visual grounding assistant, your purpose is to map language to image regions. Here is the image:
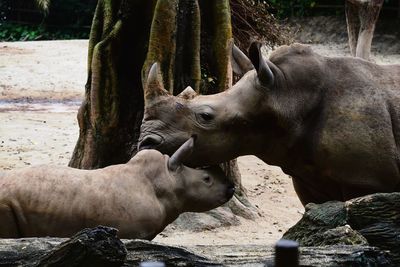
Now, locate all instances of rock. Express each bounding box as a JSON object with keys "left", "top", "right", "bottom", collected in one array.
[
  {"left": 169, "top": 206, "right": 240, "bottom": 232},
  {"left": 283, "top": 192, "right": 400, "bottom": 265},
  {"left": 283, "top": 201, "right": 367, "bottom": 246}
]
